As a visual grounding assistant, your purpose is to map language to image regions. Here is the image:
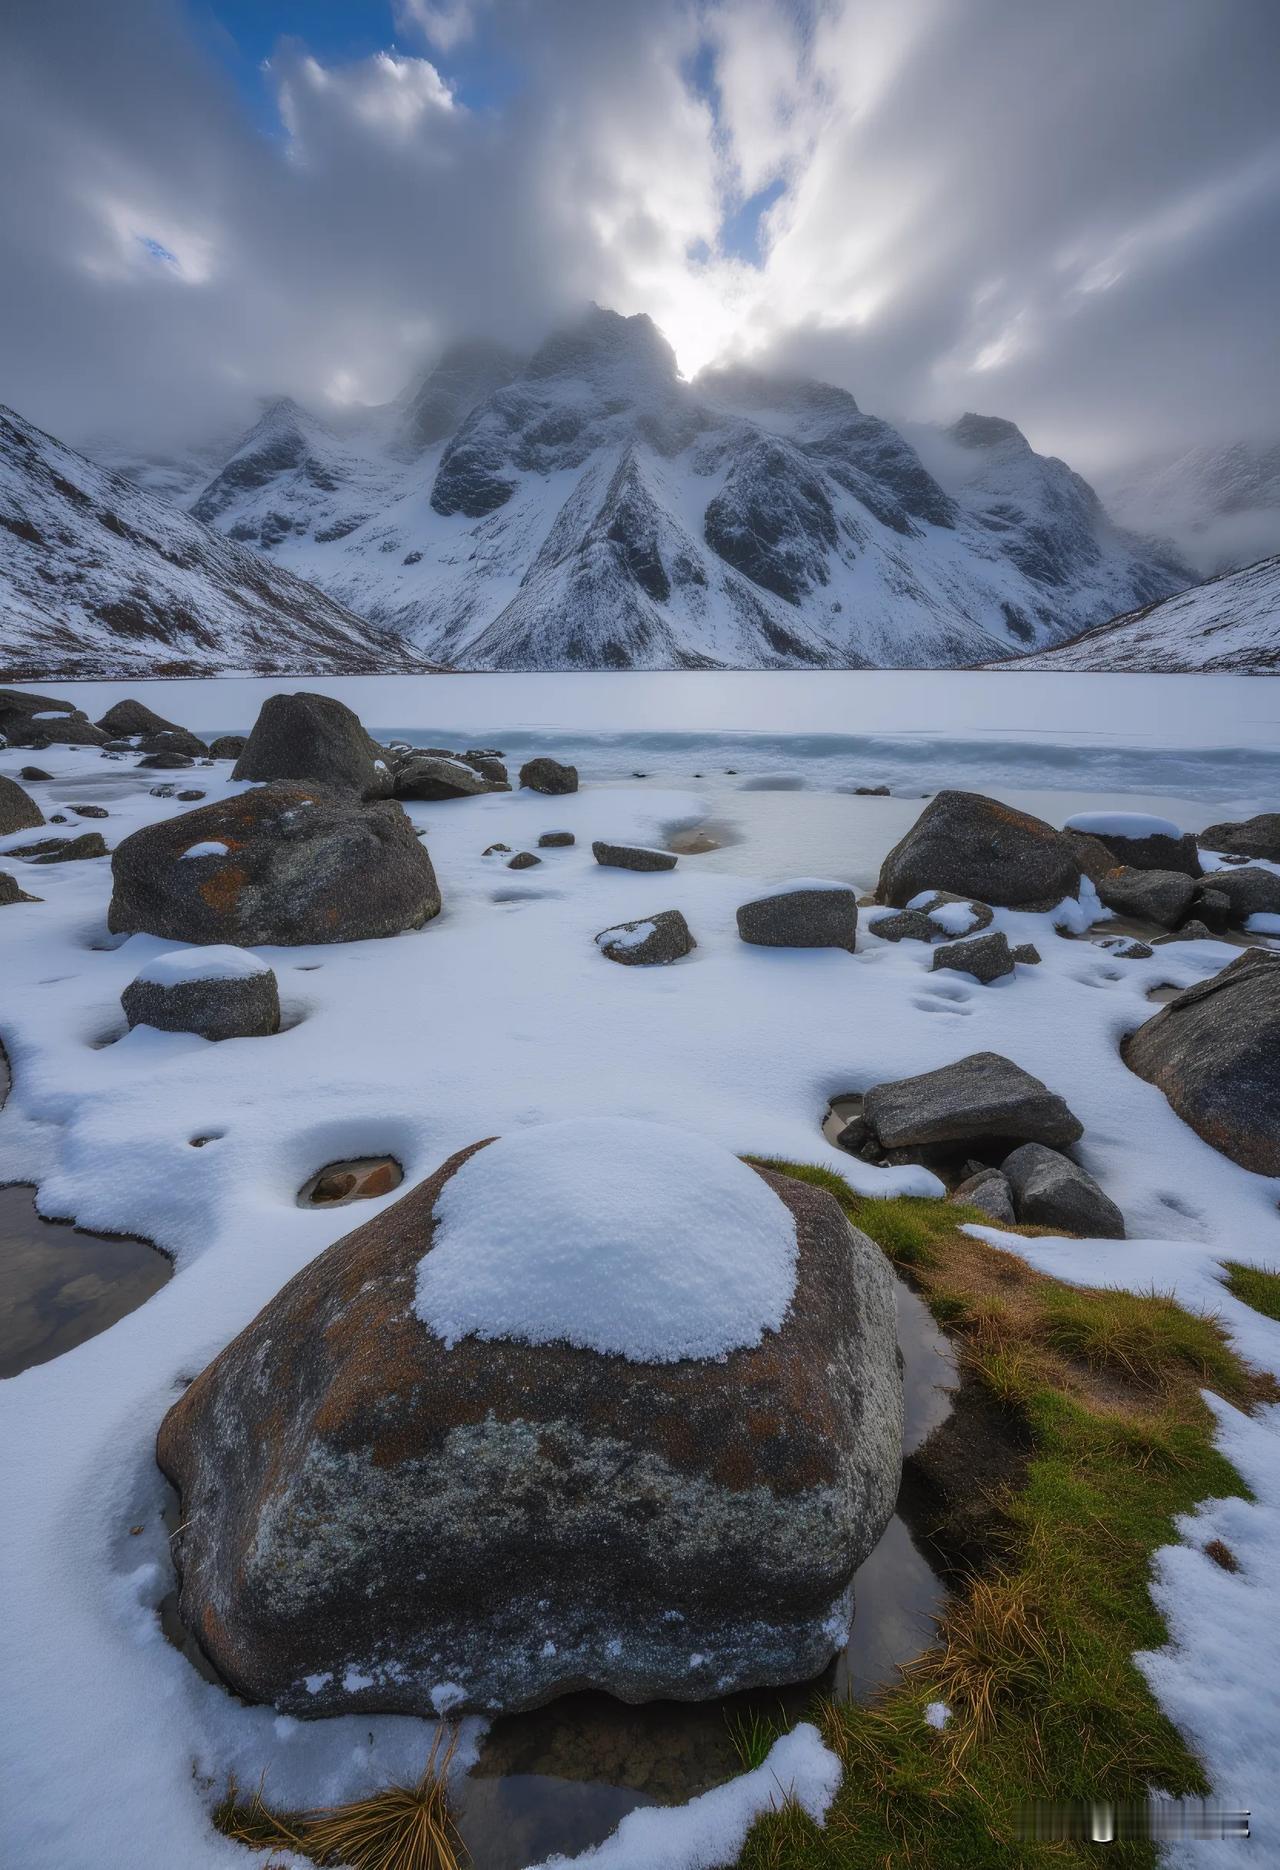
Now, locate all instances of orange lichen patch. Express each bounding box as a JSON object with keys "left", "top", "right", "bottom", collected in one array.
[{"left": 197, "top": 865, "right": 247, "bottom": 916}]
